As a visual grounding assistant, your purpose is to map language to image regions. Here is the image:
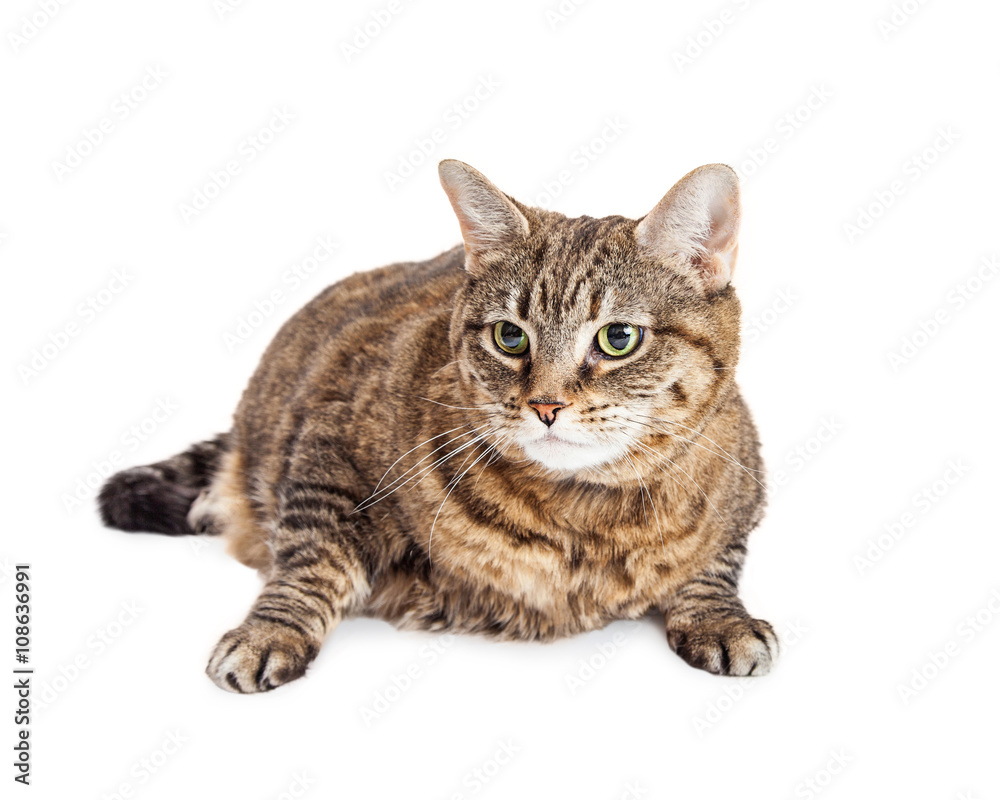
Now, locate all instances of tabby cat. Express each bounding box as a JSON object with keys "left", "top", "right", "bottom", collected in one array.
[{"left": 99, "top": 160, "right": 777, "bottom": 692}]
